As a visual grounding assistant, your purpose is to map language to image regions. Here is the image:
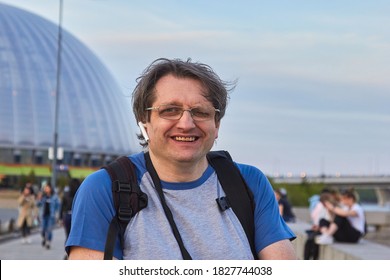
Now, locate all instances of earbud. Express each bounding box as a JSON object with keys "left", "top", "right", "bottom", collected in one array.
[{"left": 138, "top": 121, "right": 149, "bottom": 142}]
